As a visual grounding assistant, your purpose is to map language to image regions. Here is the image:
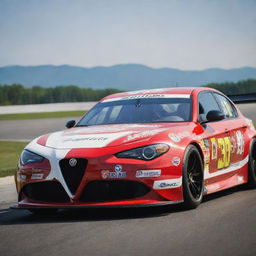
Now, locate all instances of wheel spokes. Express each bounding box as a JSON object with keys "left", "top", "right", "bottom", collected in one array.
[{"left": 187, "top": 153, "right": 203, "bottom": 200}]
